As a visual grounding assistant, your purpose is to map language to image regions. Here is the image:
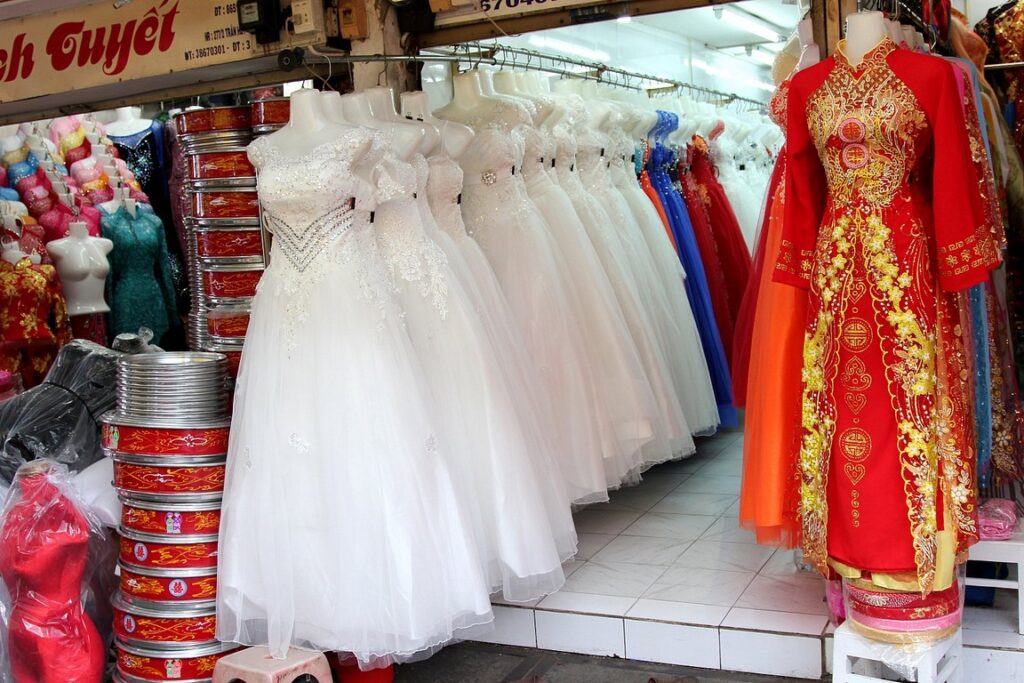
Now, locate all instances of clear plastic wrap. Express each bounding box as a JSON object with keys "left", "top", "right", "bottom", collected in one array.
[
  {"left": 0, "top": 340, "right": 121, "bottom": 485},
  {"left": 0, "top": 460, "right": 114, "bottom": 683},
  {"left": 979, "top": 497, "right": 1018, "bottom": 540}
]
